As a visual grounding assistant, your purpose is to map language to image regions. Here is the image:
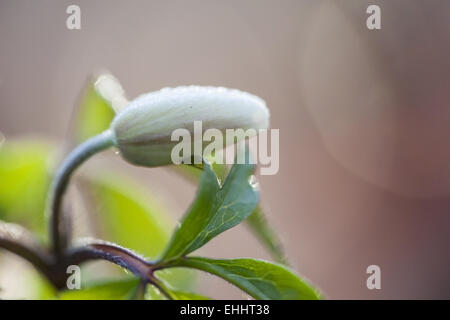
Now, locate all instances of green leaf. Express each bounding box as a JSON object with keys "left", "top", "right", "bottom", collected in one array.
[
  {"left": 147, "top": 284, "right": 211, "bottom": 300},
  {"left": 166, "top": 257, "right": 321, "bottom": 300},
  {"left": 72, "top": 77, "right": 116, "bottom": 143},
  {"left": 169, "top": 291, "right": 210, "bottom": 300},
  {"left": 80, "top": 173, "right": 194, "bottom": 290},
  {"left": 28, "top": 272, "right": 58, "bottom": 300},
  {"left": 58, "top": 278, "right": 140, "bottom": 300},
  {"left": 172, "top": 162, "right": 286, "bottom": 263},
  {"left": 0, "top": 140, "right": 52, "bottom": 236},
  {"left": 162, "top": 160, "right": 259, "bottom": 260},
  {"left": 246, "top": 207, "right": 286, "bottom": 264},
  {"left": 83, "top": 174, "right": 172, "bottom": 257}
]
